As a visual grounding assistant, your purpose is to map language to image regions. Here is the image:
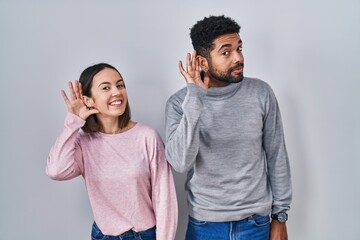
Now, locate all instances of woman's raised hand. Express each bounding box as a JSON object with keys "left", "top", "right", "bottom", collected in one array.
[
  {"left": 61, "top": 80, "right": 99, "bottom": 120},
  {"left": 178, "top": 51, "right": 209, "bottom": 90}
]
